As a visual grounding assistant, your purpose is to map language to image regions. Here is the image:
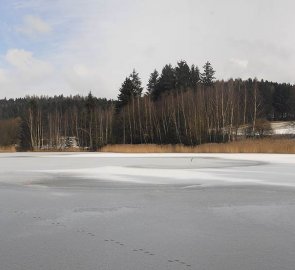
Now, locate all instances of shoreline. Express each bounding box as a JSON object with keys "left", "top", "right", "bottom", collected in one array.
[{"left": 1, "top": 138, "right": 295, "bottom": 154}]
